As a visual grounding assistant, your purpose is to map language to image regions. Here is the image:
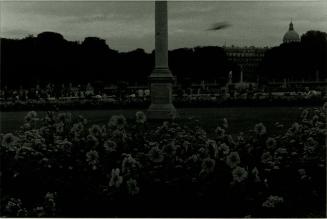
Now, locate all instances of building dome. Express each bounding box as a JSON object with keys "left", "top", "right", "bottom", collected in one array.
[{"left": 283, "top": 21, "right": 300, "bottom": 43}]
